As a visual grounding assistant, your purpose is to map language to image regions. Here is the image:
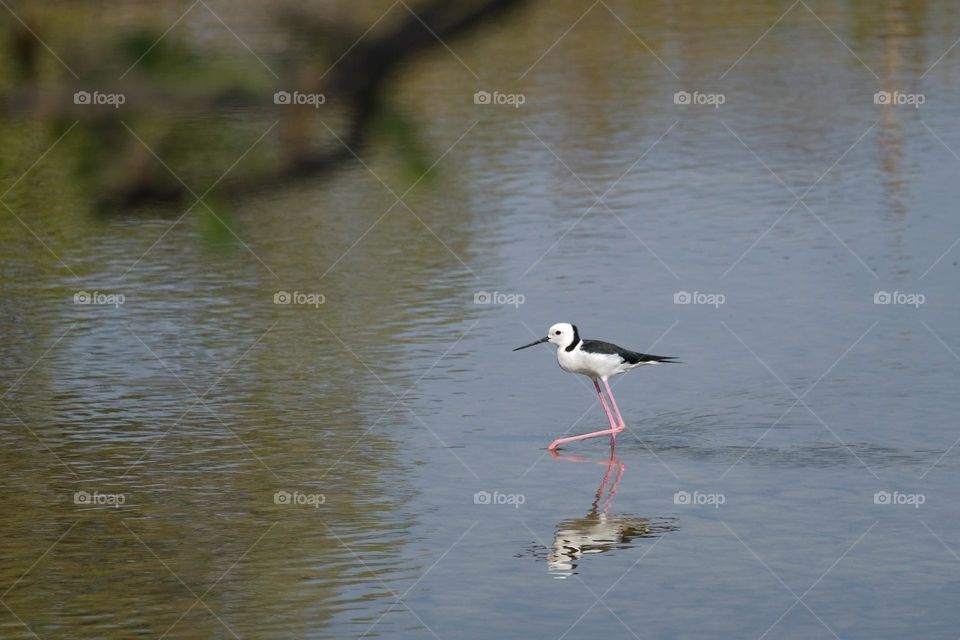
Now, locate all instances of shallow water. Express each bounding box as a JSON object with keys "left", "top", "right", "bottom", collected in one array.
[{"left": 2, "top": 1, "right": 960, "bottom": 638}]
